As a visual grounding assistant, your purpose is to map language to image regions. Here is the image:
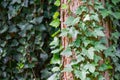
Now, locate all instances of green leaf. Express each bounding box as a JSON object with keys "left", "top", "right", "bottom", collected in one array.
[
  {"left": 53, "top": 12, "right": 59, "bottom": 19},
  {"left": 84, "top": 63, "right": 95, "bottom": 73},
  {"left": 93, "top": 29, "right": 105, "bottom": 37},
  {"left": 83, "top": 14, "right": 90, "bottom": 21},
  {"left": 59, "top": 28, "right": 69, "bottom": 37},
  {"left": 61, "top": 4, "right": 68, "bottom": 9},
  {"left": 50, "top": 54, "right": 60, "bottom": 64},
  {"left": 87, "top": 47, "right": 95, "bottom": 60},
  {"left": 98, "top": 75, "right": 105, "bottom": 80},
  {"left": 51, "top": 46, "right": 63, "bottom": 54},
  {"left": 69, "top": 27, "right": 79, "bottom": 38},
  {"left": 95, "top": 43, "right": 107, "bottom": 51},
  {"left": 47, "top": 73, "right": 58, "bottom": 80},
  {"left": 71, "top": 17, "right": 80, "bottom": 25},
  {"left": 30, "top": 16, "right": 43, "bottom": 24},
  {"left": 99, "top": 63, "right": 113, "bottom": 71},
  {"left": 54, "top": 0, "right": 60, "bottom": 6},
  {"left": 75, "top": 6, "right": 88, "bottom": 15},
  {"left": 50, "top": 19, "right": 60, "bottom": 28},
  {"left": 74, "top": 70, "right": 88, "bottom": 80},
  {"left": 64, "top": 16, "right": 74, "bottom": 26},
  {"left": 112, "top": 12, "right": 120, "bottom": 19},
  {"left": 111, "top": 0, "right": 120, "bottom": 5},
  {"left": 94, "top": 54, "right": 102, "bottom": 63},
  {"left": 100, "top": 9, "right": 109, "bottom": 18},
  {"left": 61, "top": 47, "right": 72, "bottom": 57},
  {"left": 50, "top": 37, "right": 59, "bottom": 48},
  {"left": 52, "top": 67, "right": 60, "bottom": 72},
  {"left": 62, "top": 64, "right": 73, "bottom": 72}
]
